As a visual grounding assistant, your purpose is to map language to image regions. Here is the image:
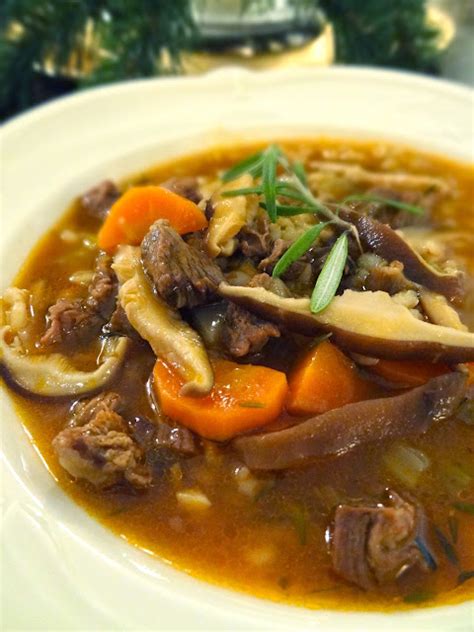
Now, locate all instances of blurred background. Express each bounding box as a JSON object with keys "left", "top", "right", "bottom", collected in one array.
[{"left": 1, "top": 0, "right": 473, "bottom": 121}]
